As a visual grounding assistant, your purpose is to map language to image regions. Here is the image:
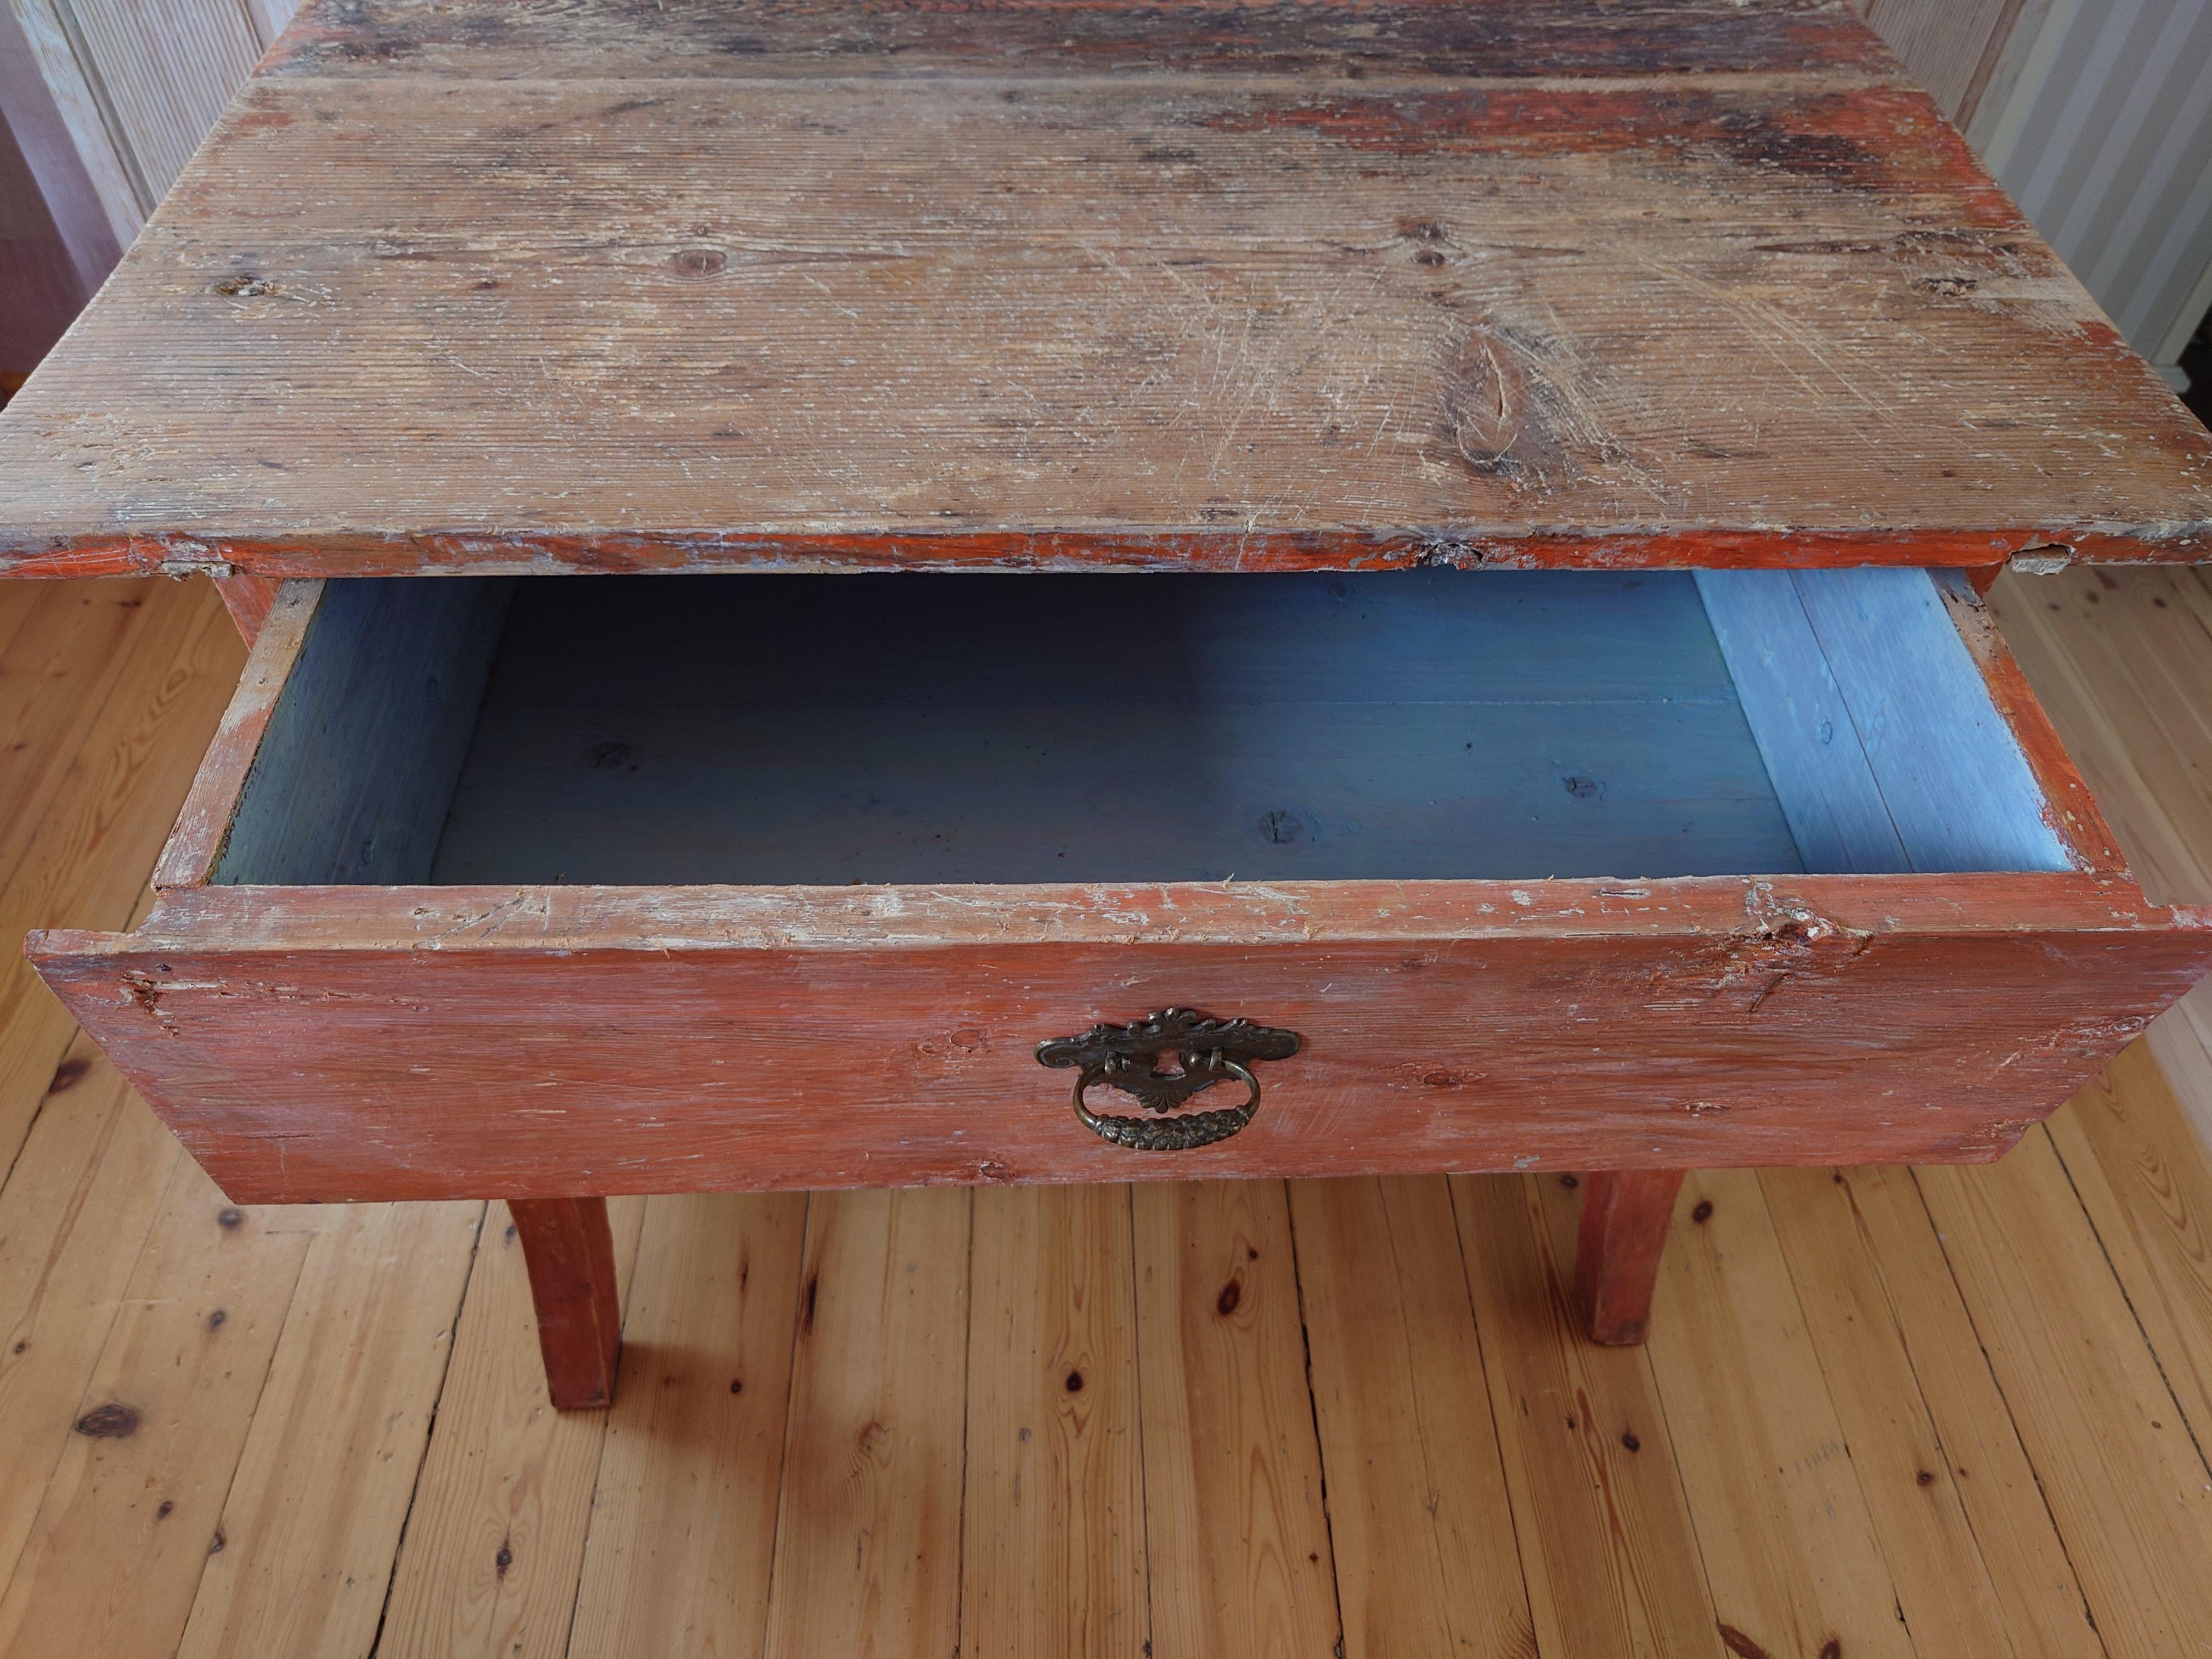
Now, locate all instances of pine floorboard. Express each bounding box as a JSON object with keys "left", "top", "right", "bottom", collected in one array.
[{"left": 6, "top": 569, "right": 2212, "bottom": 1657}]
